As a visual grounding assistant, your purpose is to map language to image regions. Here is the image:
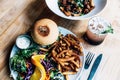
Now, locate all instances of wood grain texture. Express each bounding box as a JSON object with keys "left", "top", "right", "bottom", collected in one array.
[
  {"left": 0, "top": 0, "right": 35, "bottom": 36},
  {"left": 0, "top": 0, "right": 120, "bottom": 80}
]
